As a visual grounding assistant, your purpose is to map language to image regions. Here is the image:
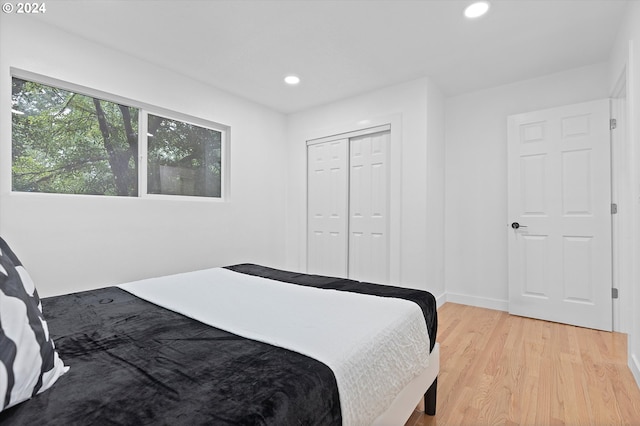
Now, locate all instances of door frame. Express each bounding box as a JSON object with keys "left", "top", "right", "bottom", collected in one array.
[
  {"left": 304, "top": 114, "right": 403, "bottom": 284},
  {"left": 611, "top": 68, "right": 631, "bottom": 333}
]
